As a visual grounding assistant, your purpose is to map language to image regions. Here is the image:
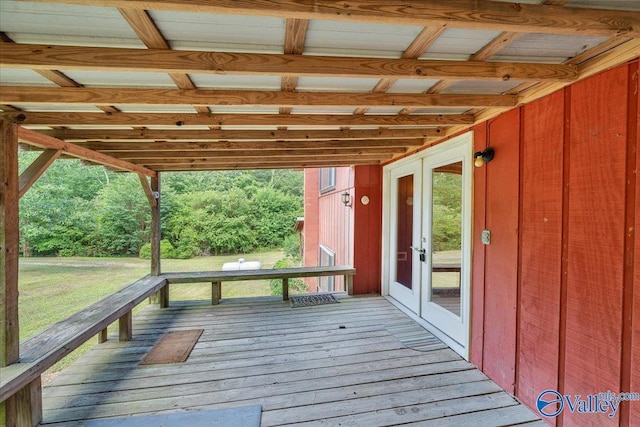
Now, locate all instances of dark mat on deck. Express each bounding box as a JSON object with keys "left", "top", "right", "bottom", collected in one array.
[
  {"left": 139, "top": 329, "right": 203, "bottom": 365},
  {"left": 290, "top": 293, "right": 339, "bottom": 308}
]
